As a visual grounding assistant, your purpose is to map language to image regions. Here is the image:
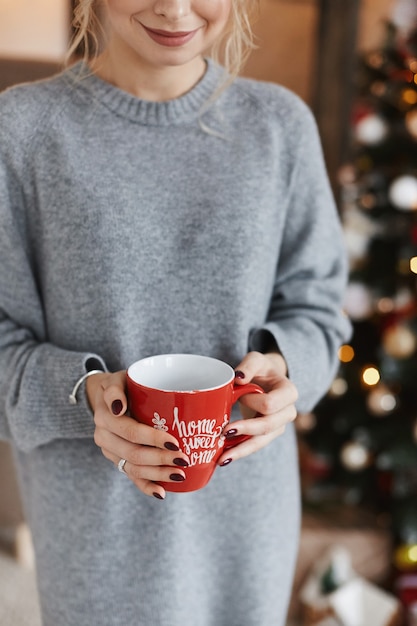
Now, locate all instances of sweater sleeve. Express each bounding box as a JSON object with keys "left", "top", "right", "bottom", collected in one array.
[
  {"left": 249, "top": 103, "right": 351, "bottom": 412},
  {"left": 0, "top": 95, "right": 106, "bottom": 453}
]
